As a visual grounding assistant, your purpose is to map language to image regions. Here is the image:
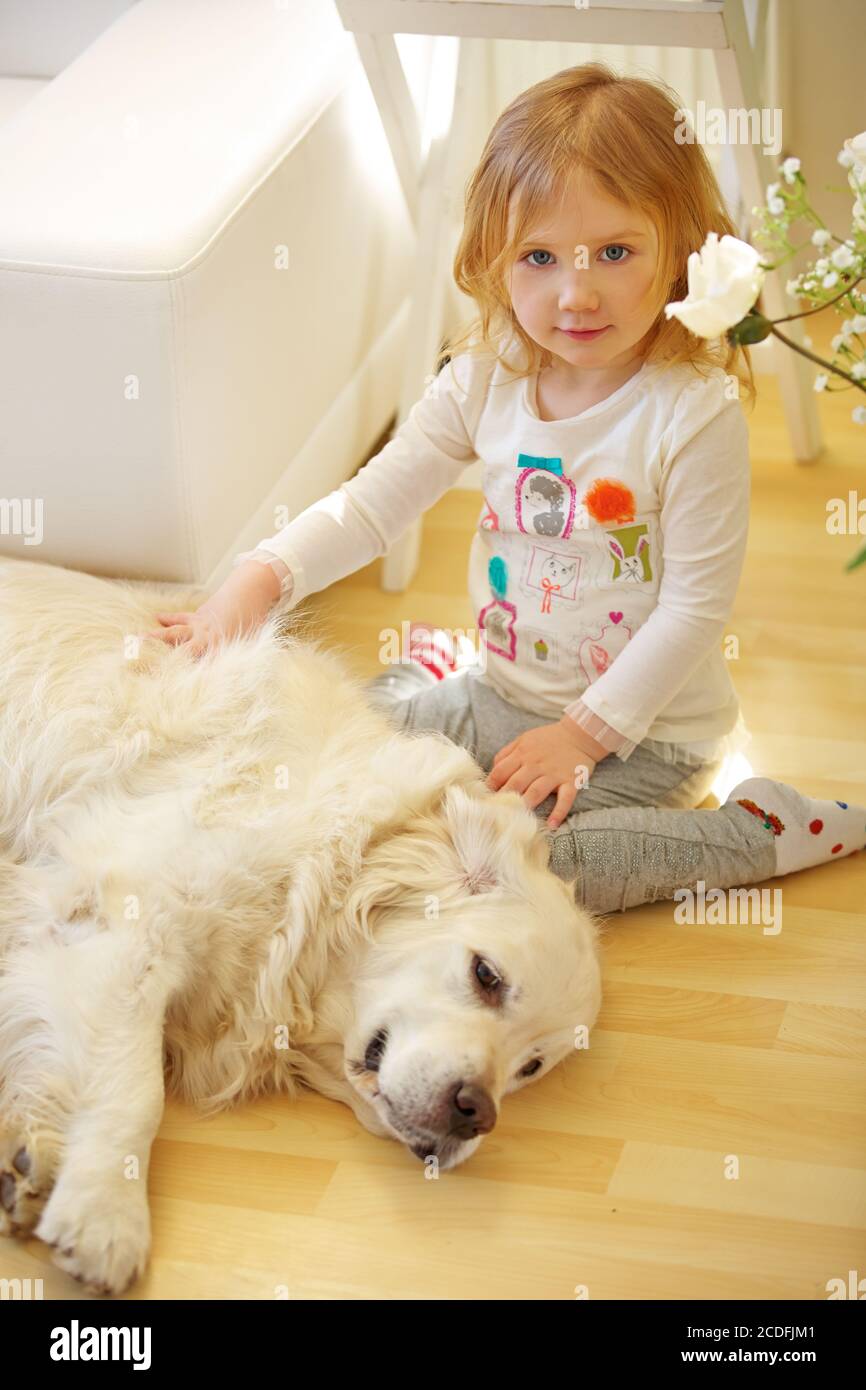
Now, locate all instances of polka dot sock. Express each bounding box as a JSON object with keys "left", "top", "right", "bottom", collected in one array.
[{"left": 725, "top": 777, "right": 866, "bottom": 875}]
